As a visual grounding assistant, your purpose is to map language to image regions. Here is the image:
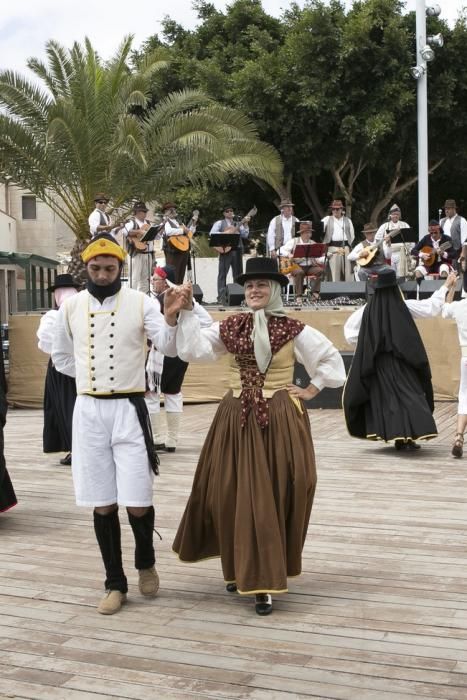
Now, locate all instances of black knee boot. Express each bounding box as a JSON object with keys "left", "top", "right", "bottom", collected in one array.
[
  {"left": 93, "top": 509, "right": 128, "bottom": 593},
  {"left": 127, "top": 506, "right": 156, "bottom": 570}
]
